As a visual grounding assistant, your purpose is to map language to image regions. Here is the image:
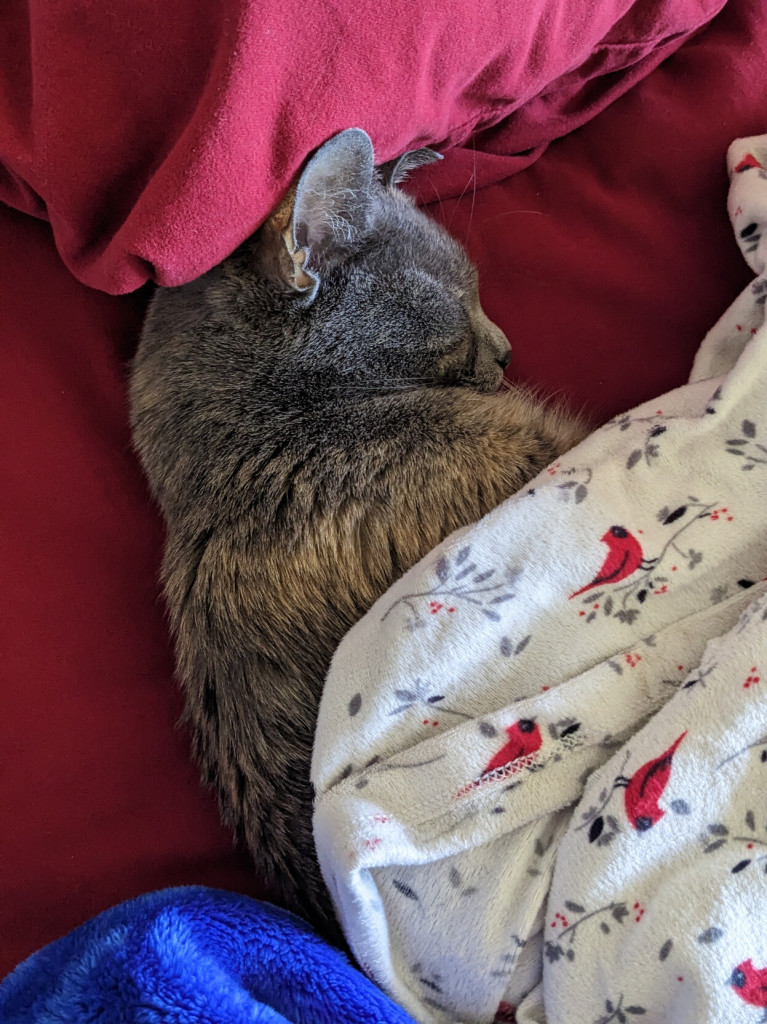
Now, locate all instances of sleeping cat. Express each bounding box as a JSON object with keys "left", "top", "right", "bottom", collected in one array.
[{"left": 129, "top": 128, "right": 587, "bottom": 939}]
